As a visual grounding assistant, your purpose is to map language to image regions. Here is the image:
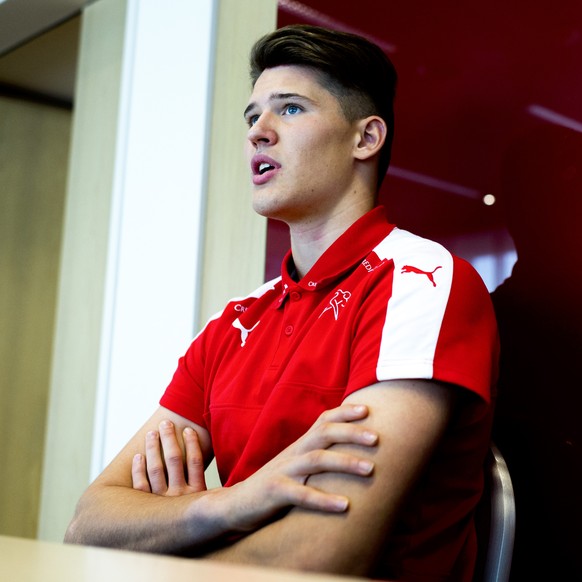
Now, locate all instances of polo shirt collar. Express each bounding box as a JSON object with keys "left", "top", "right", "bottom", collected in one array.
[{"left": 280, "top": 205, "right": 395, "bottom": 295}]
